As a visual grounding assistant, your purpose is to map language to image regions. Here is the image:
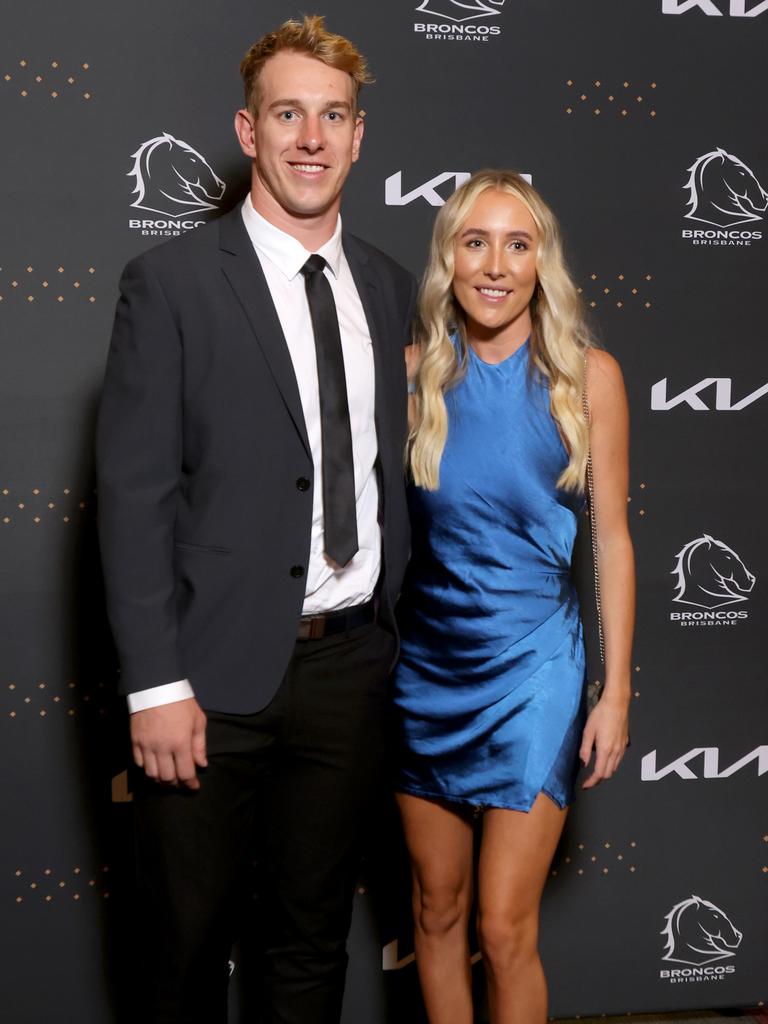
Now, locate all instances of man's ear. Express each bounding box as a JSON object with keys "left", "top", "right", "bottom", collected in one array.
[
  {"left": 234, "top": 109, "right": 257, "bottom": 158},
  {"left": 351, "top": 114, "right": 365, "bottom": 164}
]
